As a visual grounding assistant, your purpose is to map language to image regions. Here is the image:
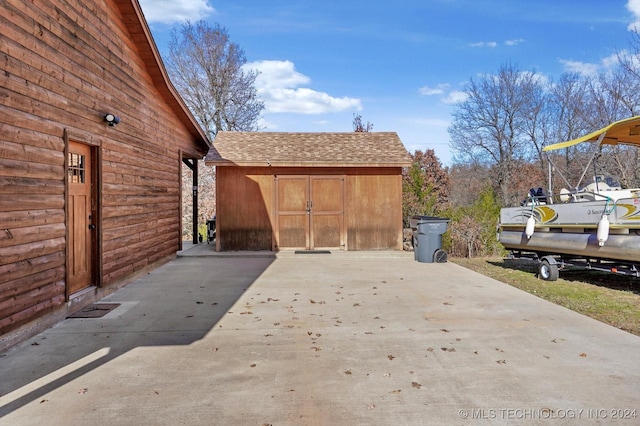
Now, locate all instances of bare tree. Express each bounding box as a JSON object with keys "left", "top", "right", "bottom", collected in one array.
[
  {"left": 166, "top": 21, "right": 264, "bottom": 240},
  {"left": 353, "top": 113, "right": 373, "bottom": 132},
  {"left": 166, "top": 20, "right": 264, "bottom": 139},
  {"left": 449, "top": 62, "right": 544, "bottom": 205}
]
